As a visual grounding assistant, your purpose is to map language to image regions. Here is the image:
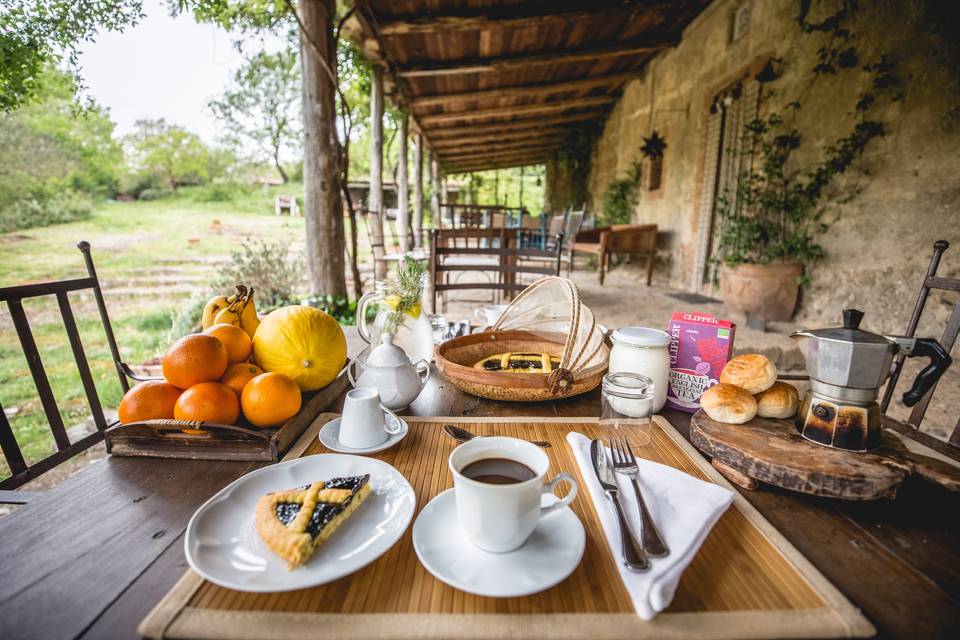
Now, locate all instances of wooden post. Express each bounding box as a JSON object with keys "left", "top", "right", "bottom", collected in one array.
[
  {"left": 299, "top": 0, "right": 346, "bottom": 296},
  {"left": 430, "top": 151, "right": 441, "bottom": 227},
  {"left": 397, "top": 114, "right": 411, "bottom": 252},
  {"left": 413, "top": 133, "right": 424, "bottom": 248},
  {"left": 369, "top": 65, "right": 386, "bottom": 279}
]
